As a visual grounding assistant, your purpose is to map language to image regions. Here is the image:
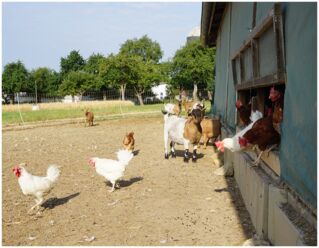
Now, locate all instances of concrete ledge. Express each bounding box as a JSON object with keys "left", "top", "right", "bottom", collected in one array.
[
  {"left": 234, "top": 152, "right": 269, "bottom": 239},
  {"left": 232, "top": 152, "right": 315, "bottom": 245},
  {"left": 268, "top": 184, "right": 288, "bottom": 244},
  {"left": 273, "top": 205, "right": 305, "bottom": 245}
]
